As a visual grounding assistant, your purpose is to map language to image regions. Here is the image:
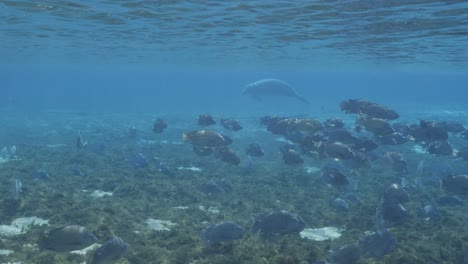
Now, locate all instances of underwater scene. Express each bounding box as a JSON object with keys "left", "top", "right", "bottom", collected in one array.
[{"left": 1, "top": 1, "right": 468, "bottom": 264}]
